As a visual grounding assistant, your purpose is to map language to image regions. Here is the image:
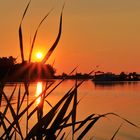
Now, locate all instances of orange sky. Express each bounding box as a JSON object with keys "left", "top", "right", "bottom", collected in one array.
[{"left": 0, "top": 0, "right": 140, "bottom": 74}]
